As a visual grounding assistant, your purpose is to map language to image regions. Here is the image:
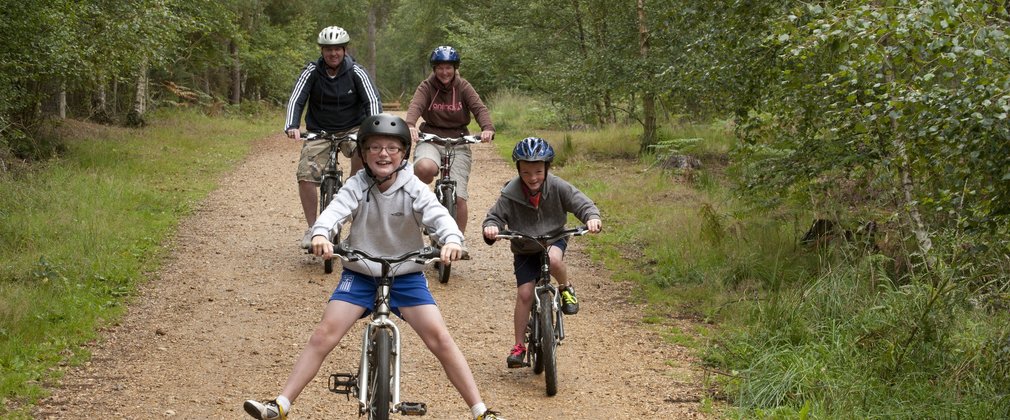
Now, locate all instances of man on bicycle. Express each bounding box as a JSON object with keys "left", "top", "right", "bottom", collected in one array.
[
  {"left": 405, "top": 45, "right": 495, "bottom": 235},
  {"left": 482, "top": 137, "right": 602, "bottom": 368},
  {"left": 284, "top": 25, "right": 382, "bottom": 248}
]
